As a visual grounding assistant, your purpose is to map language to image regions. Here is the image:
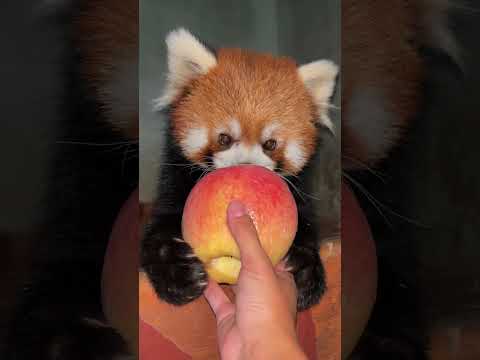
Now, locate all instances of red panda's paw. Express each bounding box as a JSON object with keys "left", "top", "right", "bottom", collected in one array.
[
  {"left": 142, "top": 235, "right": 208, "bottom": 306},
  {"left": 286, "top": 244, "right": 326, "bottom": 312}
]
